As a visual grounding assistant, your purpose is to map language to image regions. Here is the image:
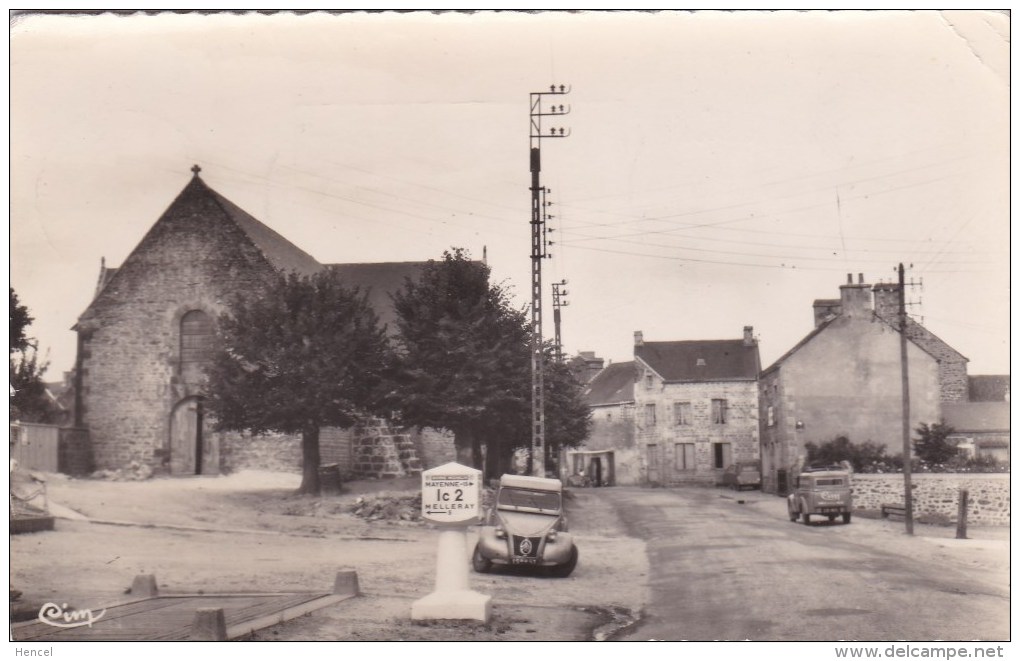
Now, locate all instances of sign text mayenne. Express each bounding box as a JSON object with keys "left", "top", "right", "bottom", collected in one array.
[{"left": 421, "top": 463, "right": 482, "bottom": 524}]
